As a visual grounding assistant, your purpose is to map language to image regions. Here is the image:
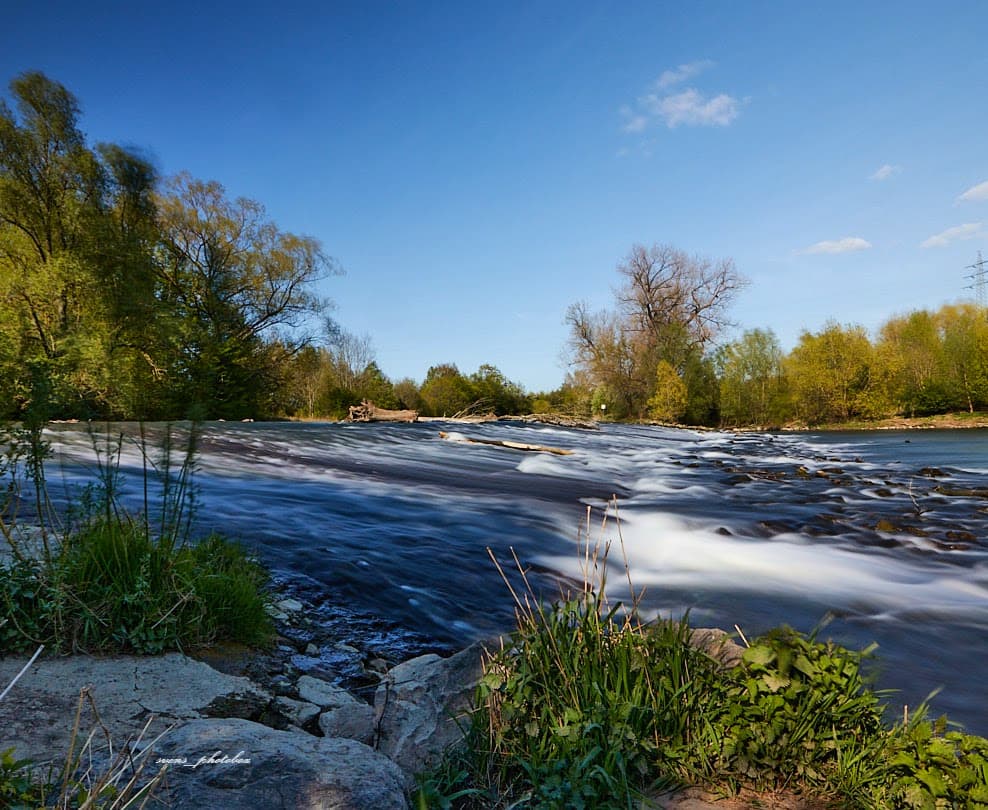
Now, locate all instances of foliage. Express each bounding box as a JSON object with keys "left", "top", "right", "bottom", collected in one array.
[
  {"left": 566, "top": 243, "right": 745, "bottom": 422},
  {"left": 716, "top": 328, "right": 787, "bottom": 427},
  {"left": 0, "top": 422, "right": 274, "bottom": 655},
  {"left": 416, "top": 537, "right": 988, "bottom": 809},
  {"left": 0, "top": 71, "right": 335, "bottom": 421},
  {"left": 646, "top": 360, "right": 687, "bottom": 422}
]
